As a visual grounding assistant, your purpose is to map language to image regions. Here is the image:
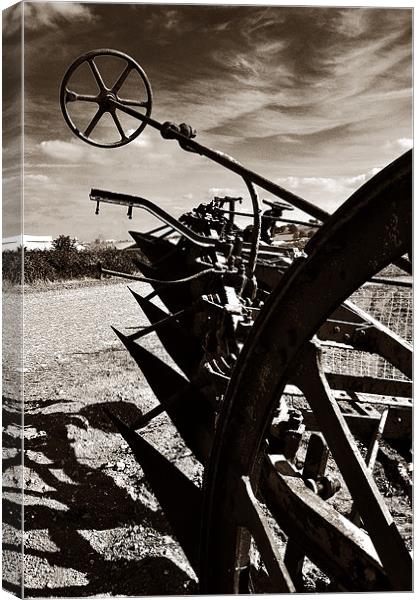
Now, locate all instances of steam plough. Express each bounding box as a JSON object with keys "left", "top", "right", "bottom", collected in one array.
[{"left": 60, "top": 49, "right": 412, "bottom": 593}]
